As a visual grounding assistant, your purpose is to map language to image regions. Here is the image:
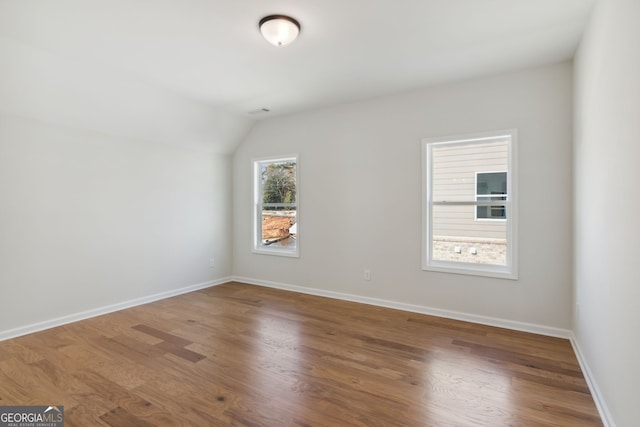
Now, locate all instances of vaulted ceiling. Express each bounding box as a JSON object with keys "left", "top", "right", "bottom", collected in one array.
[{"left": 0, "top": 1, "right": 595, "bottom": 152}]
